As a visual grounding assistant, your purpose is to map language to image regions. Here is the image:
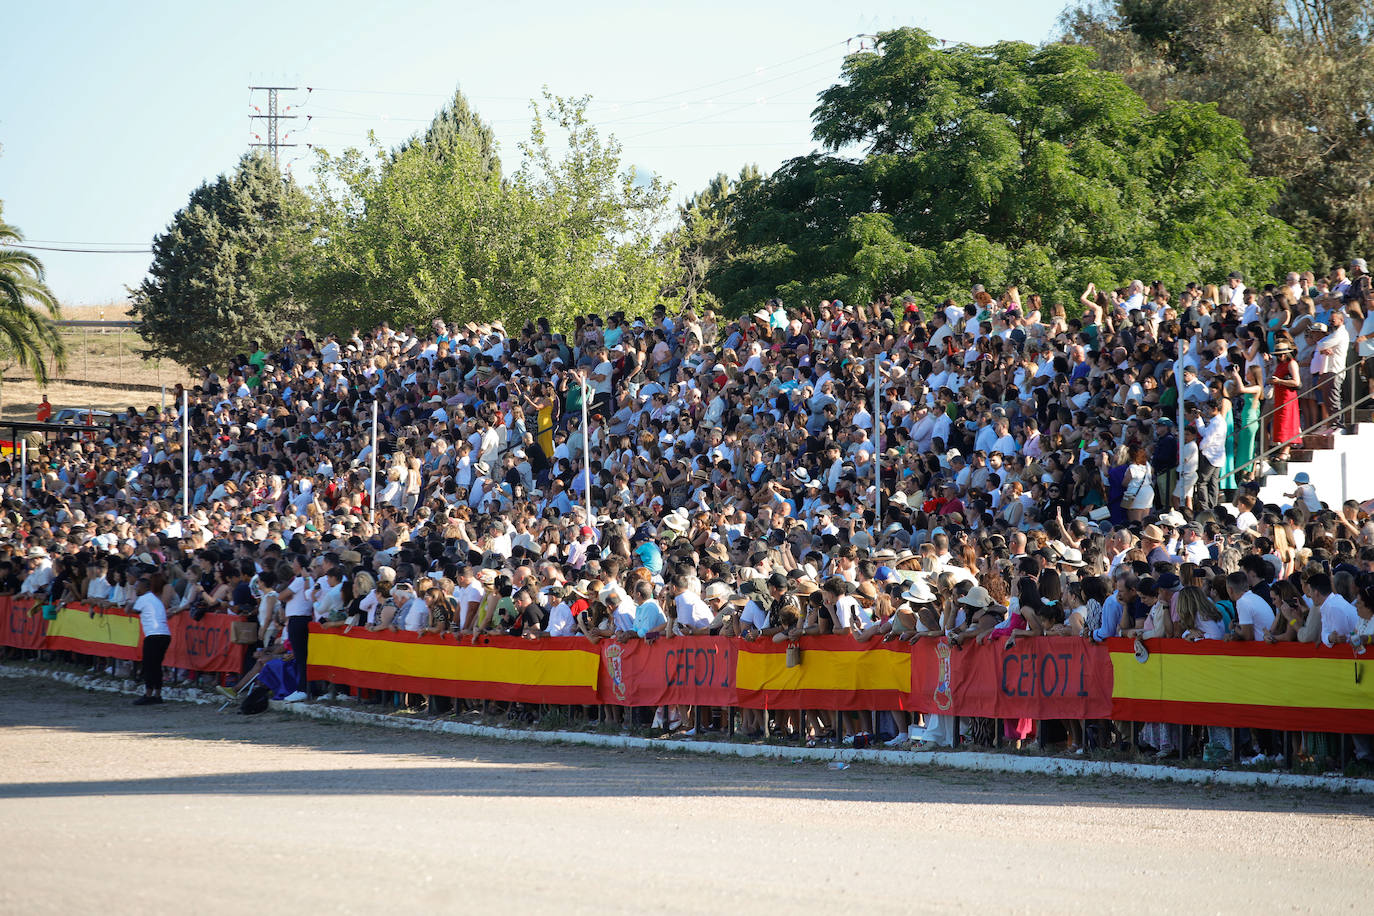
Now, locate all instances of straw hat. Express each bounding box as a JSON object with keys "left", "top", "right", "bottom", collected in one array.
[
  {"left": 662, "top": 509, "right": 690, "bottom": 533},
  {"left": 901, "top": 577, "right": 936, "bottom": 604},
  {"left": 1058, "top": 547, "right": 1086, "bottom": 567},
  {"left": 959, "top": 586, "right": 992, "bottom": 608},
  {"left": 703, "top": 582, "right": 733, "bottom": 602}
]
